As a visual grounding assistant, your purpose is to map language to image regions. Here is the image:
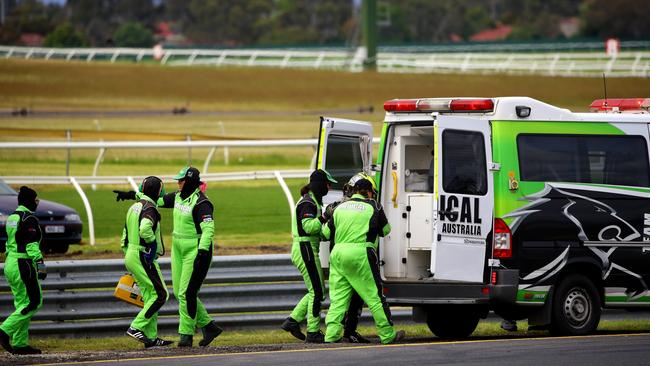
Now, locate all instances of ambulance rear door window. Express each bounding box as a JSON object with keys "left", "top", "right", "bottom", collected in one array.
[
  {"left": 442, "top": 130, "right": 487, "bottom": 195},
  {"left": 325, "top": 134, "right": 364, "bottom": 190}
]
